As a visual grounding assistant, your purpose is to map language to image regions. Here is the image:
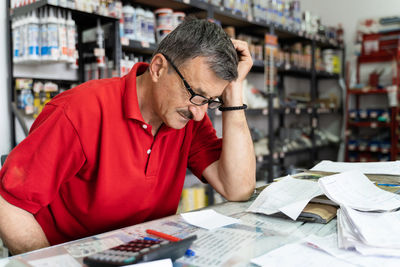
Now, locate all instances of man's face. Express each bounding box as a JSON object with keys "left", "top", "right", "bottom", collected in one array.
[{"left": 153, "top": 56, "right": 229, "bottom": 129}]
